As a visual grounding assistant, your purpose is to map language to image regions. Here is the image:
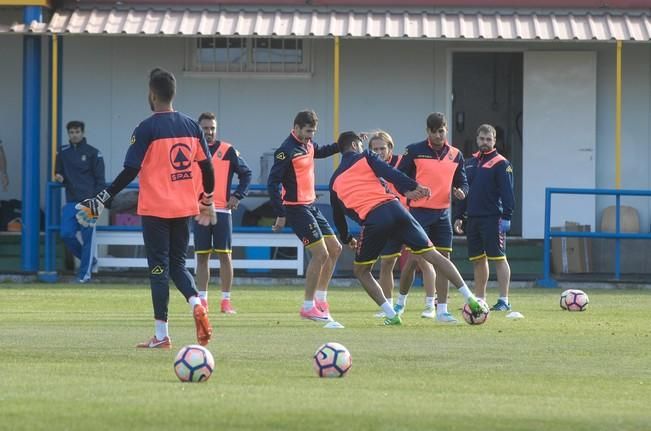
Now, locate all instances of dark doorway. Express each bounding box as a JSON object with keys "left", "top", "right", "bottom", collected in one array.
[{"left": 452, "top": 52, "right": 523, "bottom": 235}]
